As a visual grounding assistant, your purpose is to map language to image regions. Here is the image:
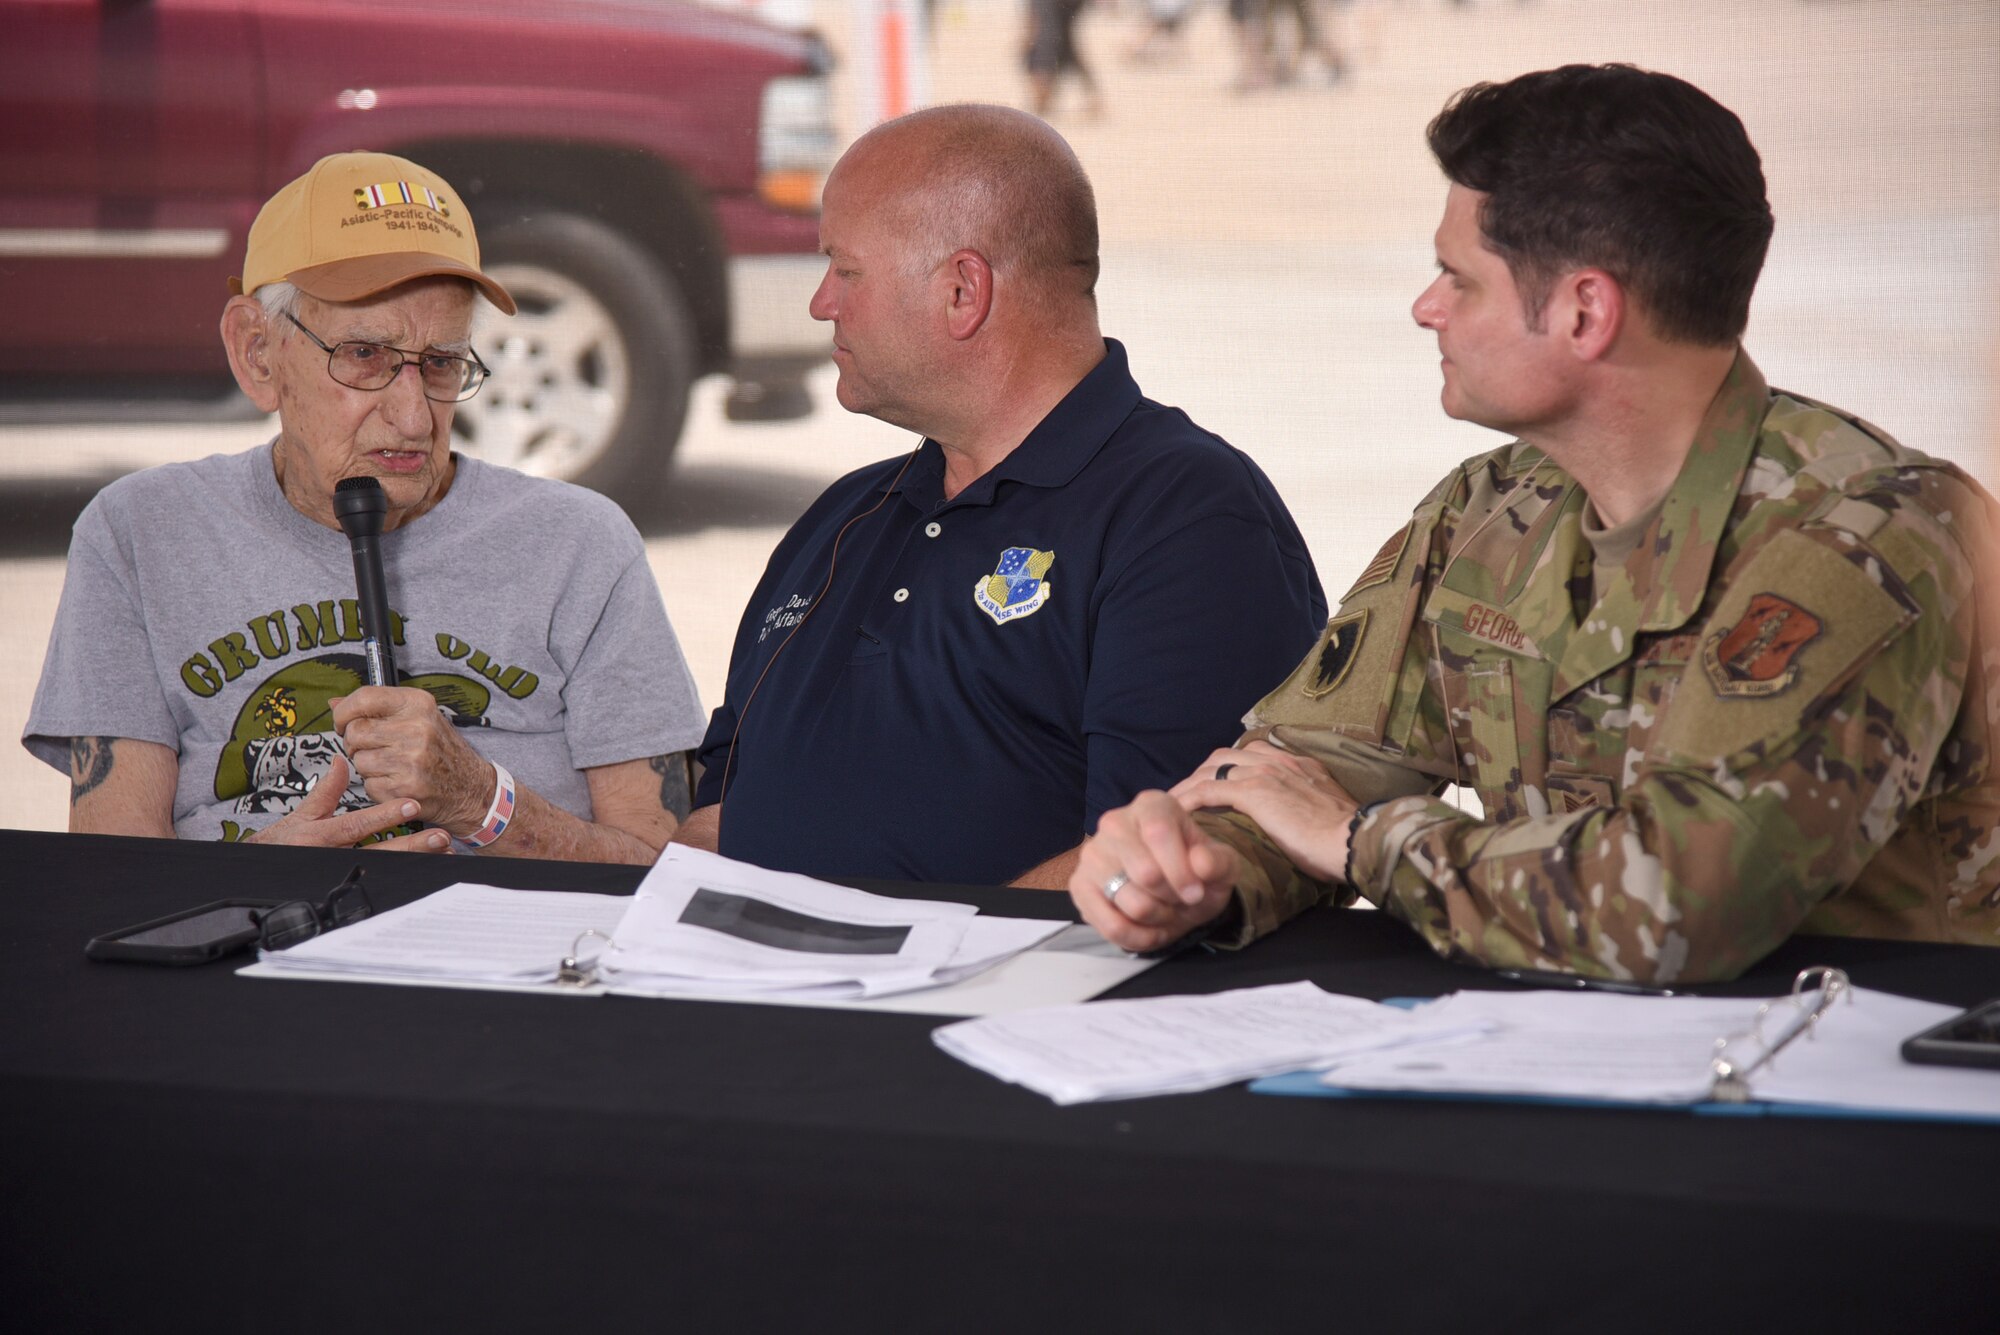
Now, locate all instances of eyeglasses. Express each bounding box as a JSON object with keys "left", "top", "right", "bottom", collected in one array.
[
  {"left": 285, "top": 312, "right": 490, "bottom": 403},
  {"left": 252, "top": 864, "right": 375, "bottom": 951}
]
